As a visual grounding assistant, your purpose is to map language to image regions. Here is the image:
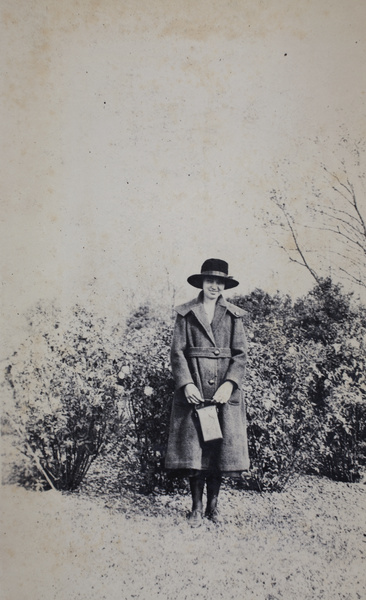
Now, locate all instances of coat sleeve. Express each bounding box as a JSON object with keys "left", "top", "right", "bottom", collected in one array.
[
  {"left": 224, "top": 316, "right": 248, "bottom": 389},
  {"left": 170, "top": 314, "right": 194, "bottom": 391}
]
